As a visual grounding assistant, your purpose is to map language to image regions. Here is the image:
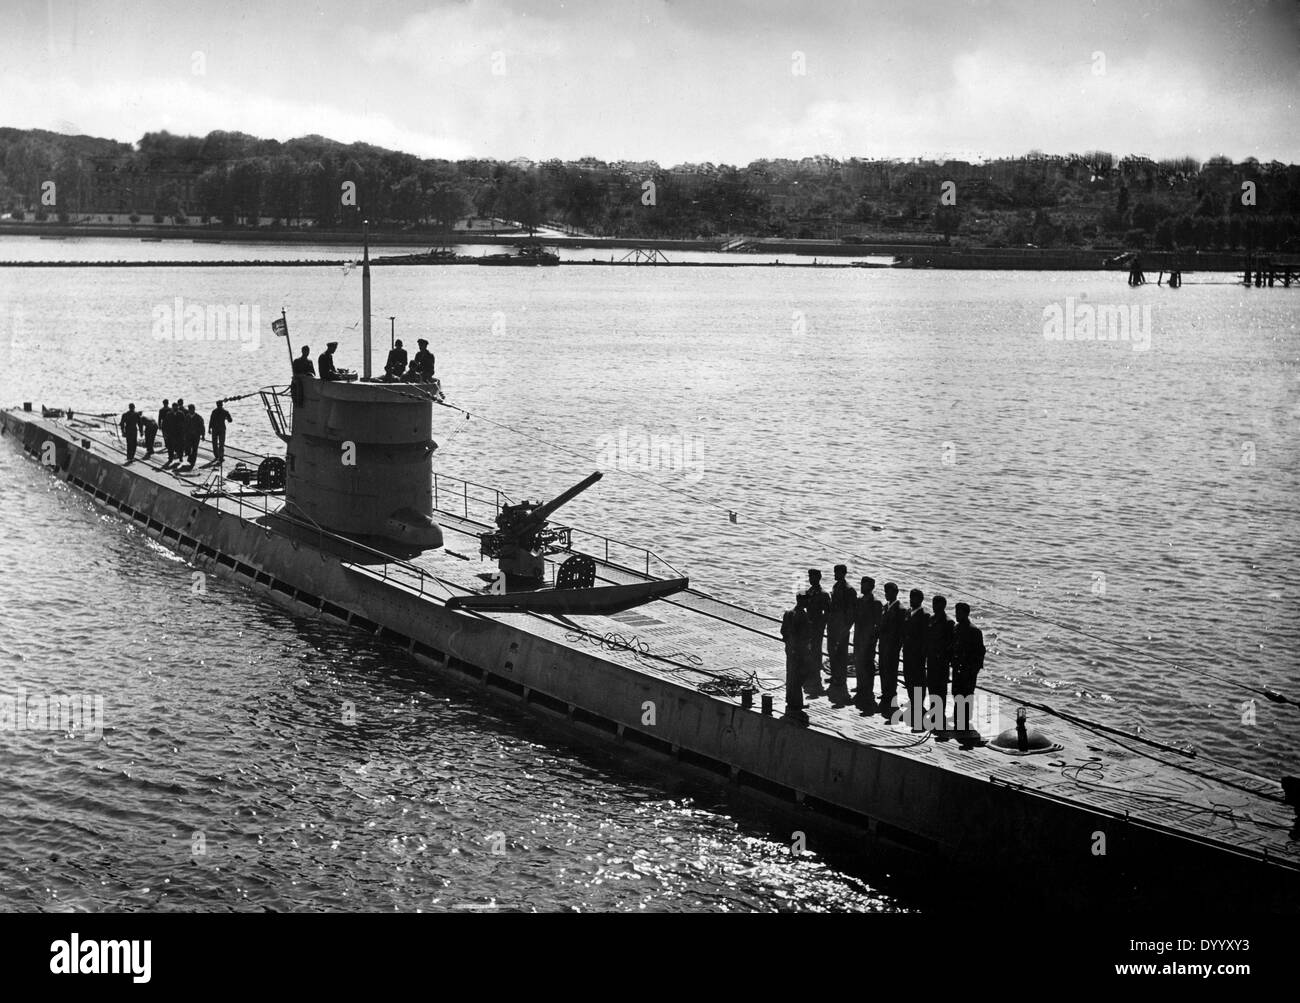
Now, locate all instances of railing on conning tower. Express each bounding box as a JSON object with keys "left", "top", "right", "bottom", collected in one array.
[
  {"left": 259, "top": 386, "right": 292, "bottom": 442},
  {"left": 431, "top": 471, "right": 683, "bottom": 581}
]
